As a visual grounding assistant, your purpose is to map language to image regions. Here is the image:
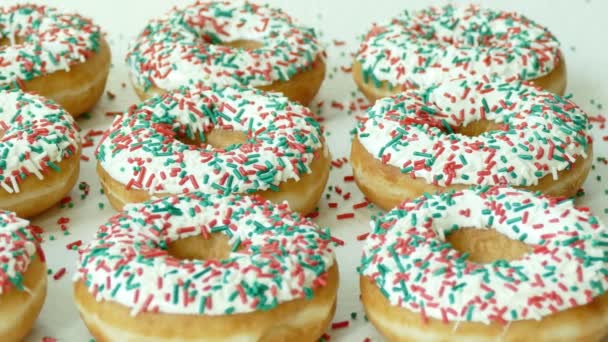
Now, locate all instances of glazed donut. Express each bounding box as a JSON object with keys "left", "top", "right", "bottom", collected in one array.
[
  {"left": 360, "top": 186, "right": 608, "bottom": 341},
  {"left": 353, "top": 5, "right": 566, "bottom": 102},
  {"left": 0, "top": 89, "right": 81, "bottom": 218},
  {"left": 127, "top": 1, "right": 325, "bottom": 106},
  {"left": 0, "top": 4, "right": 111, "bottom": 117},
  {"left": 96, "top": 85, "right": 330, "bottom": 215},
  {"left": 0, "top": 210, "right": 47, "bottom": 341},
  {"left": 74, "top": 192, "right": 339, "bottom": 342},
  {"left": 351, "top": 78, "right": 592, "bottom": 211}
]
